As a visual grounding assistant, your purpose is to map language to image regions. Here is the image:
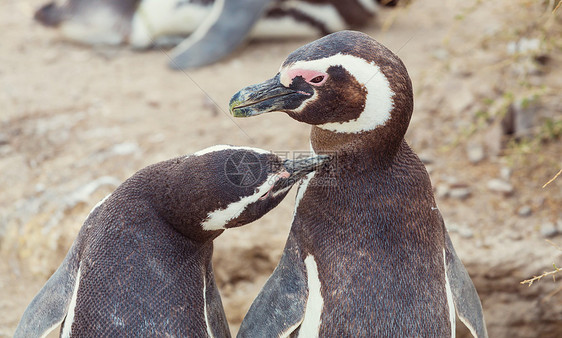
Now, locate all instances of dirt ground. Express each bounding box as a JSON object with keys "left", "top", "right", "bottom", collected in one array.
[{"left": 1, "top": 0, "right": 561, "bottom": 337}]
